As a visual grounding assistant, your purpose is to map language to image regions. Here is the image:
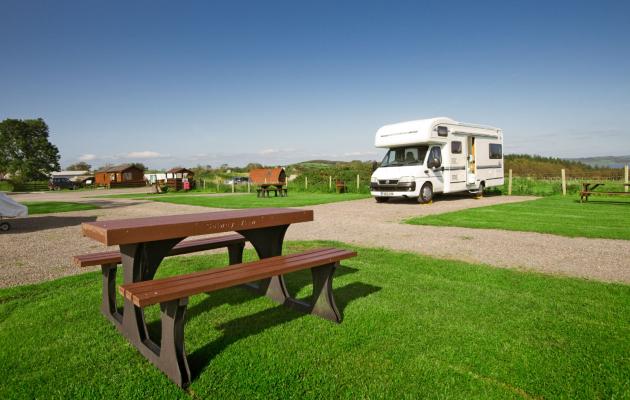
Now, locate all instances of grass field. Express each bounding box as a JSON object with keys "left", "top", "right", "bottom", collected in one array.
[
  {"left": 1, "top": 242, "right": 628, "bottom": 399},
  {"left": 407, "top": 195, "right": 630, "bottom": 240},
  {"left": 23, "top": 201, "right": 100, "bottom": 215},
  {"left": 116, "top": 192, "right": 371, "bottom": 208}
]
